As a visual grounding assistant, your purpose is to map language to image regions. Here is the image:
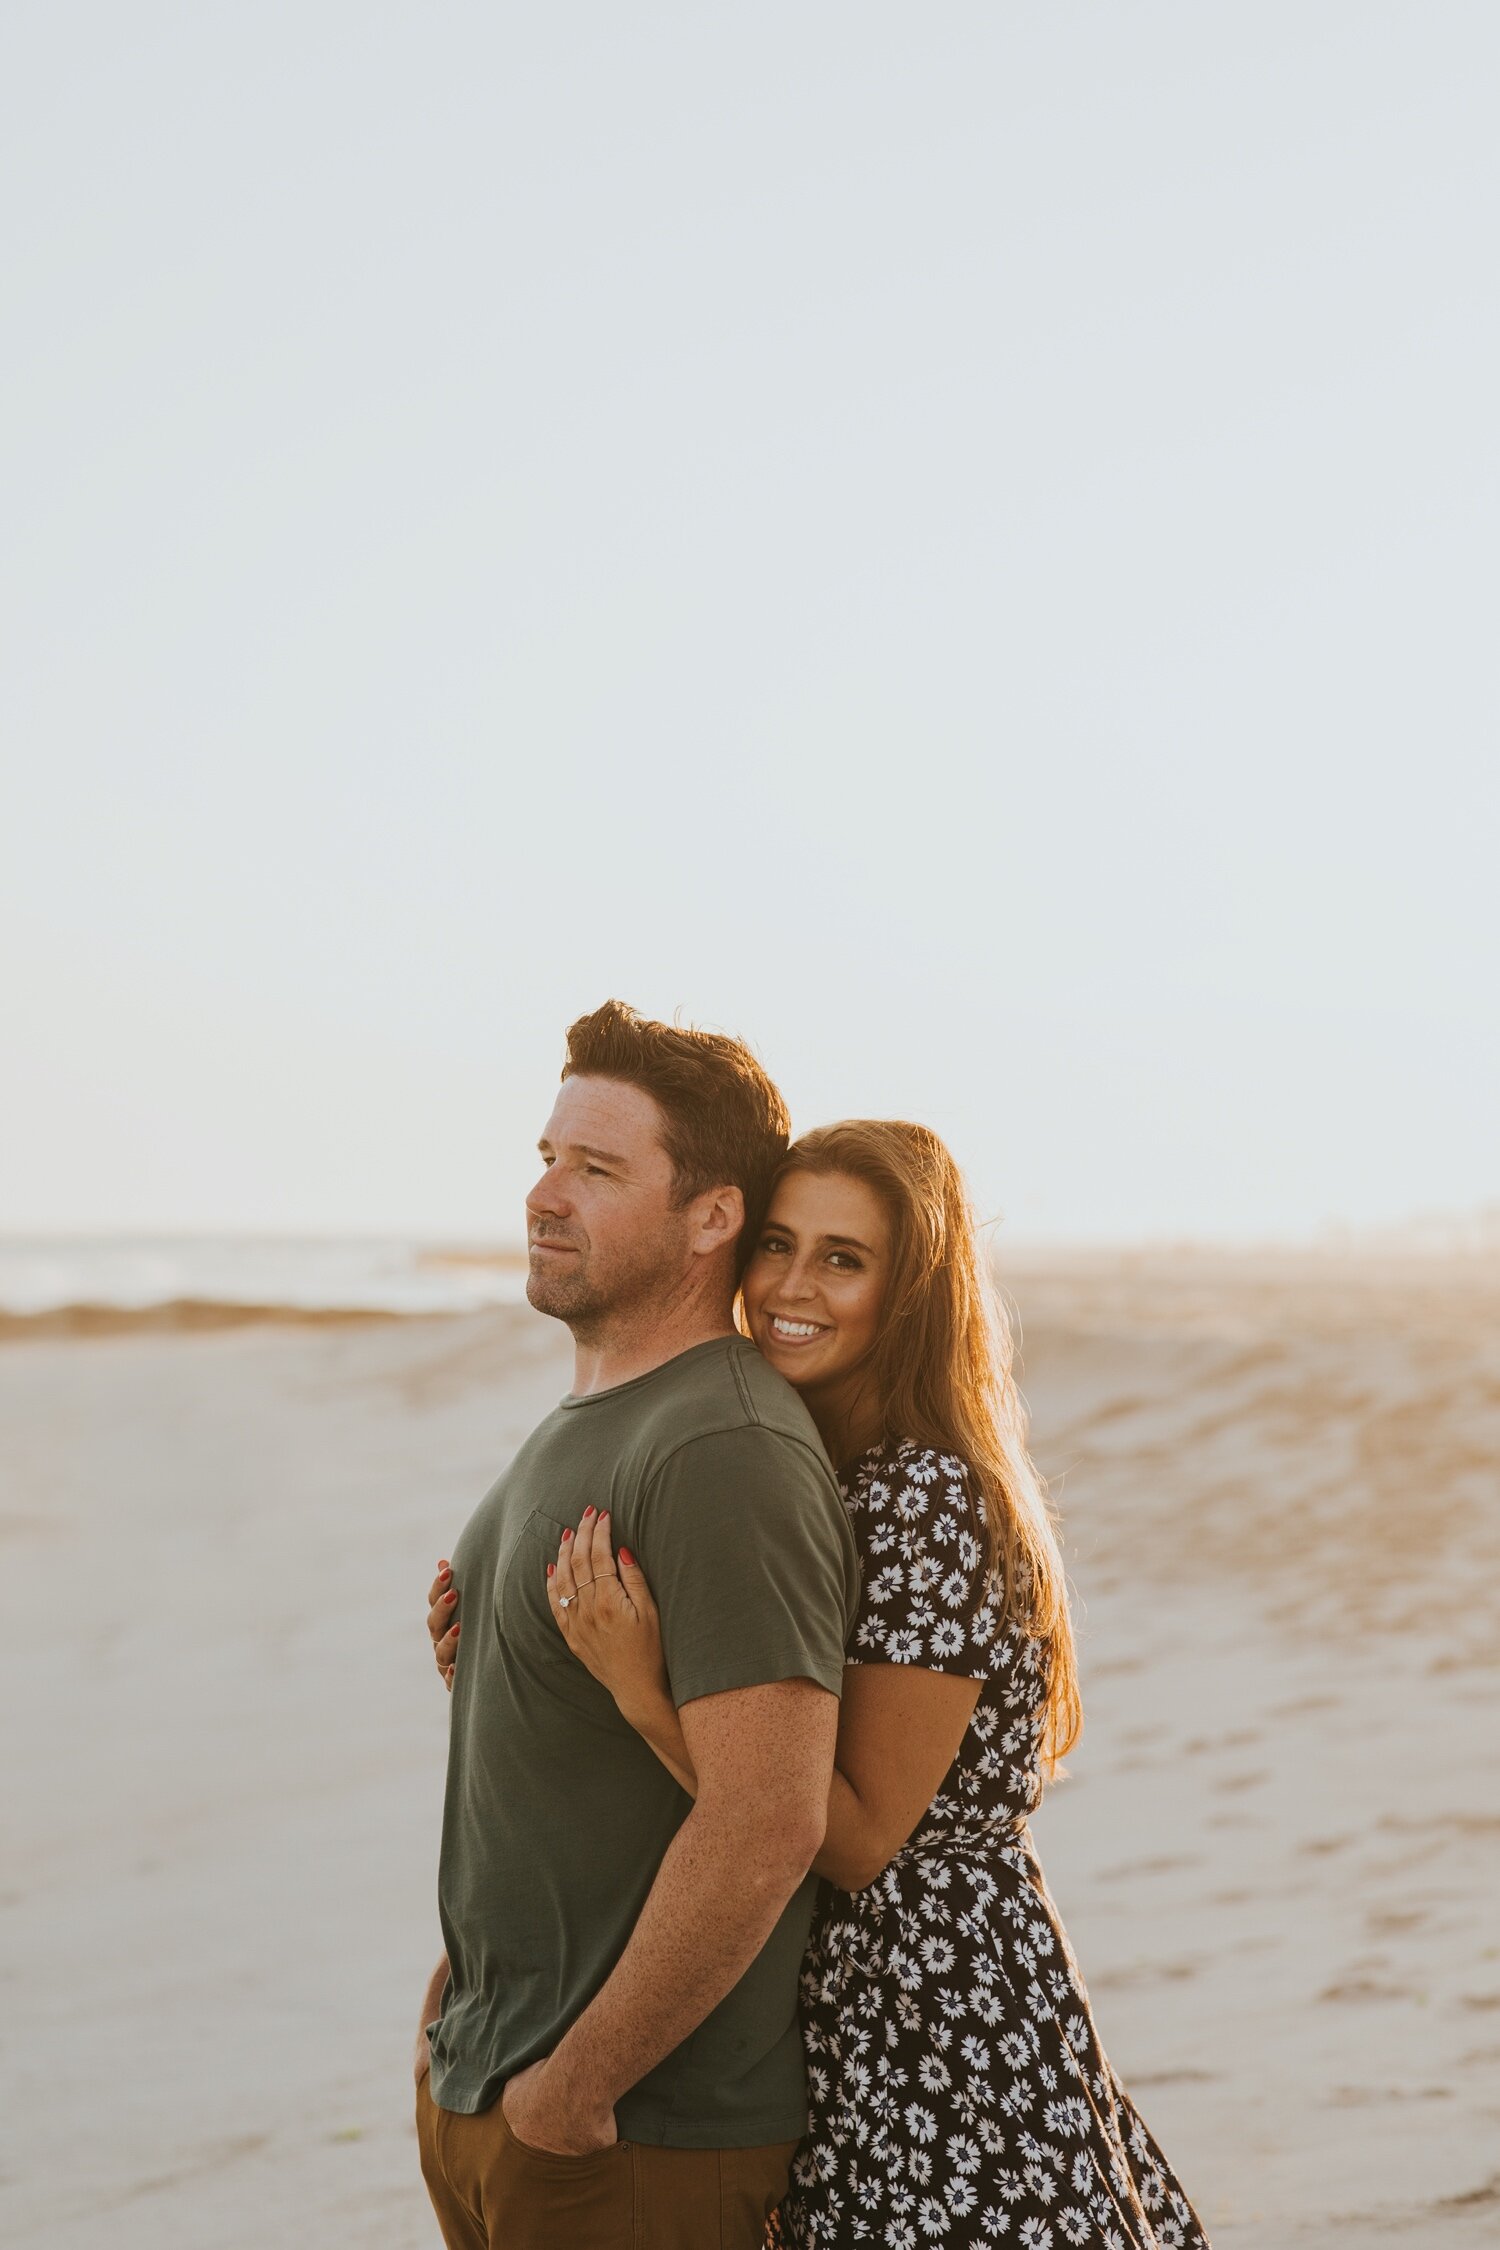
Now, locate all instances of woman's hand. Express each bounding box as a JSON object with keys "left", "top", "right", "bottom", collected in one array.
[
  {"left": 546, "top": 1507, "right": 670, "bottom": 1720},
  {"left": 427, "top": 1560, "right": 459, "bottom": 1689}
]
